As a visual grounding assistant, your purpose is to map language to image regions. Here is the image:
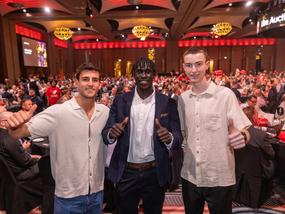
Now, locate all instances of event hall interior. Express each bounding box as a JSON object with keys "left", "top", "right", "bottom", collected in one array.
[{"left": 1, "top": 0, "right": 285, "bottom": 214}]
